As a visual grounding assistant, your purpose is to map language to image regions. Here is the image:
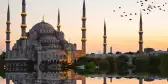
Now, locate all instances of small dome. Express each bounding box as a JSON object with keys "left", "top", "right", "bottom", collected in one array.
[
  {"left": 57, "top": 31, "right": 64, "bottom": 40},
  {"left": 29, "top": 22, "right": 55, "bottom": 33}
]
